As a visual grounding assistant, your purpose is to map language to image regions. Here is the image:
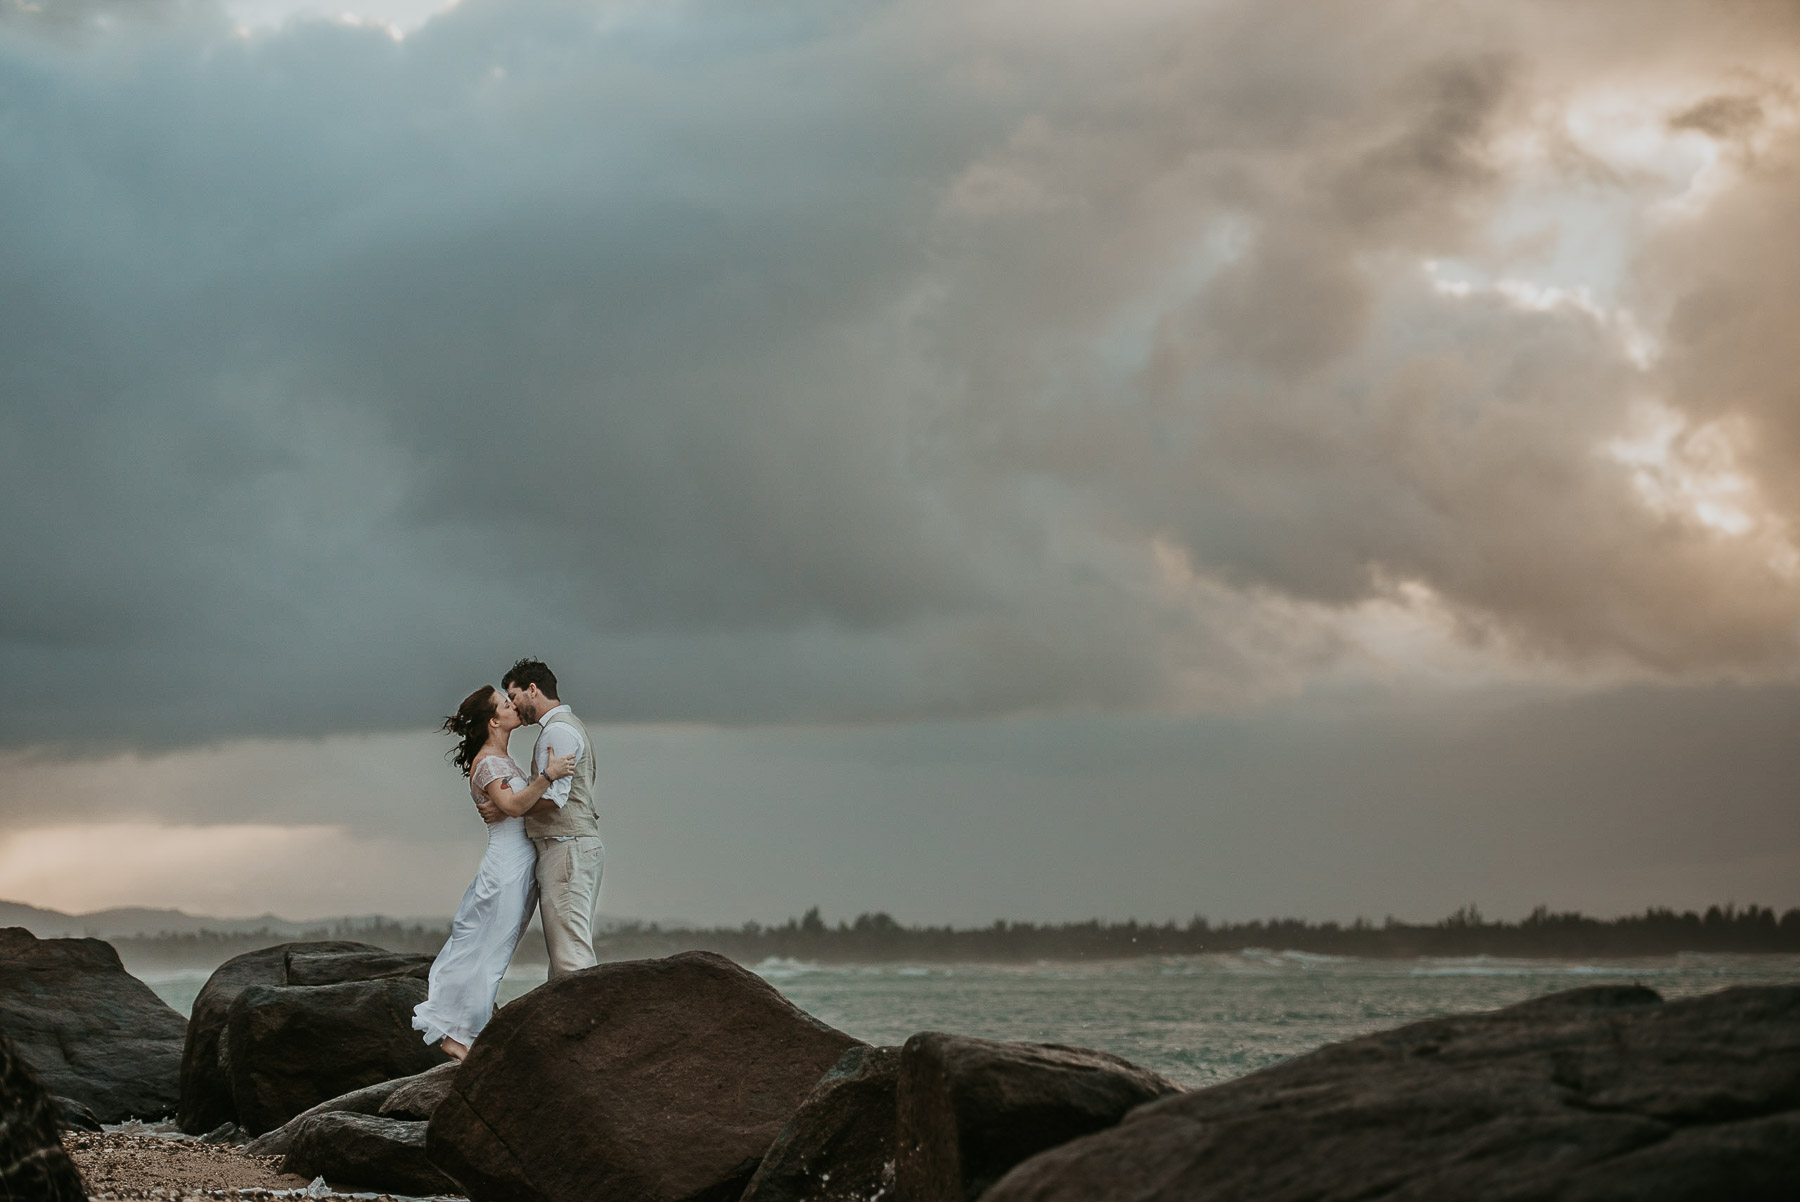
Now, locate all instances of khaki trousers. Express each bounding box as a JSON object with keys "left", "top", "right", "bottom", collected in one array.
[{"left": 533, "top": 835, "right": 604, "bottom": 978}]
